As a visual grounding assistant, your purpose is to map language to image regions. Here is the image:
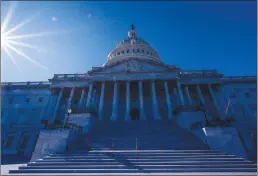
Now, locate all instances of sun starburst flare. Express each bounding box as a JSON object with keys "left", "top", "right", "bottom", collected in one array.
[{"left": 1, "top": 2, "right": 70, "bottom": 72}]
